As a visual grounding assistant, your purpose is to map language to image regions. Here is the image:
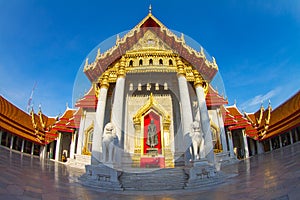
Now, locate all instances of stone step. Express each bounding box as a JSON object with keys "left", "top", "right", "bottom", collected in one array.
[{"left": 119, "top": 168, "right": 188, "bottom": 191}]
